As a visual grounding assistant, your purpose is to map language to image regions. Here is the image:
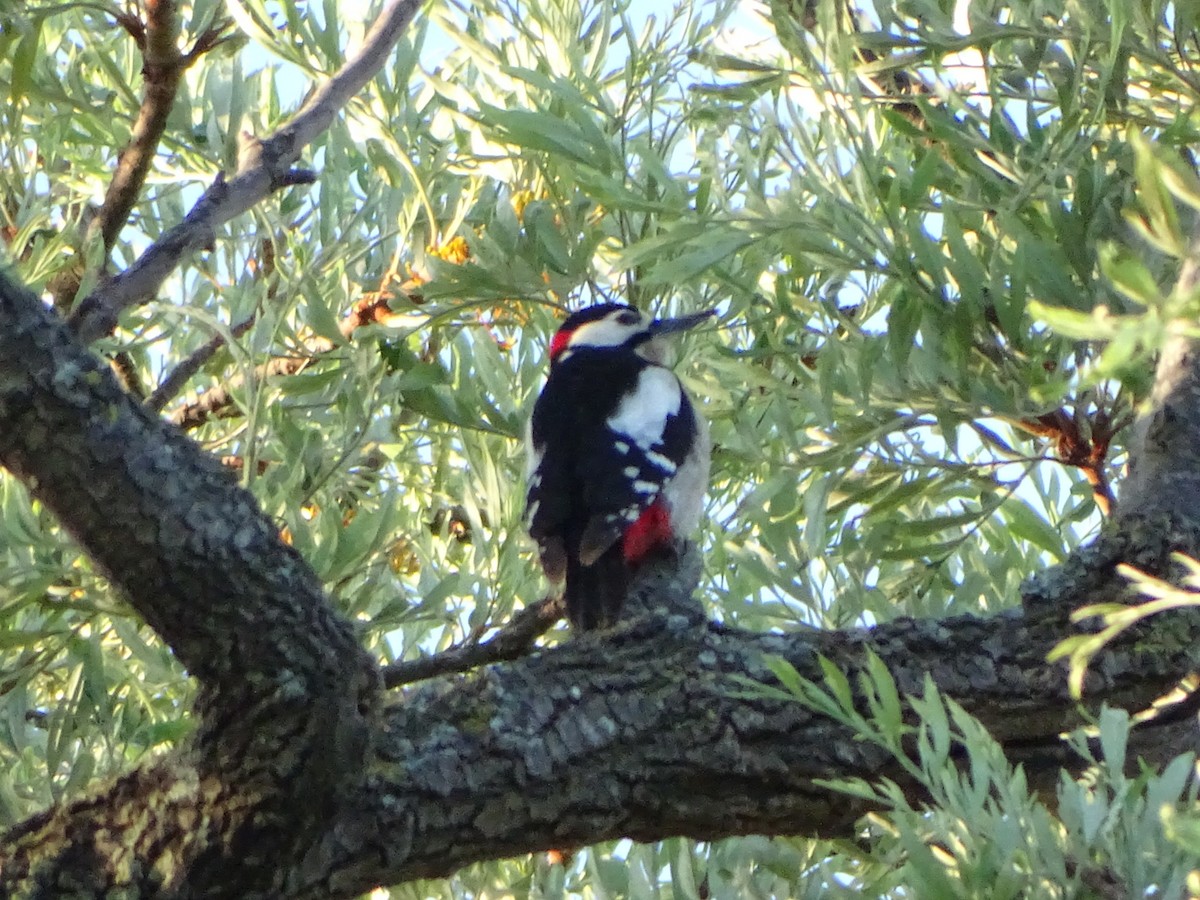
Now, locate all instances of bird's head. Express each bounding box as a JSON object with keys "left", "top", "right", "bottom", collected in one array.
[{"left": 548, "top": 303, "right": 714, "bottom": 366}]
